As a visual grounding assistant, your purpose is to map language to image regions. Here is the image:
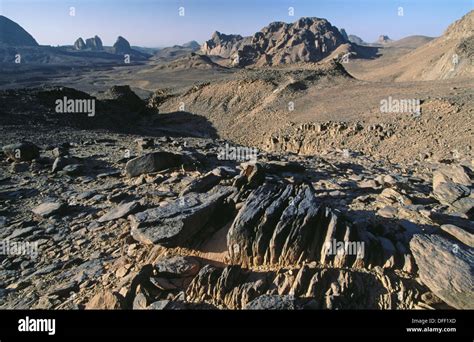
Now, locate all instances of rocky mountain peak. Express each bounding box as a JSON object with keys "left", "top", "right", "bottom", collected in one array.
[
  {"left": 444, "top": 9, "right": 473, "bottom": 40},
  {"left": 73, "top": 37, "right": 86, "bottom": 50},
  {"left": 201, "top": 16, "right": 348, "bottom": 67},
  {"left": 182, "top": 40, "right": 201, "bottom": 50},
  {"left": 339, "top": 28, "right": 349, "bottom": 41},
  {"left": 85, "top": 35, "right": 103, "bottom": 50},
  {"left": 113, "top": 36, "right": 132, "bottom": 54},
  {"left": 0, "top": 15, "right": 39, "bottom": 46}
]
